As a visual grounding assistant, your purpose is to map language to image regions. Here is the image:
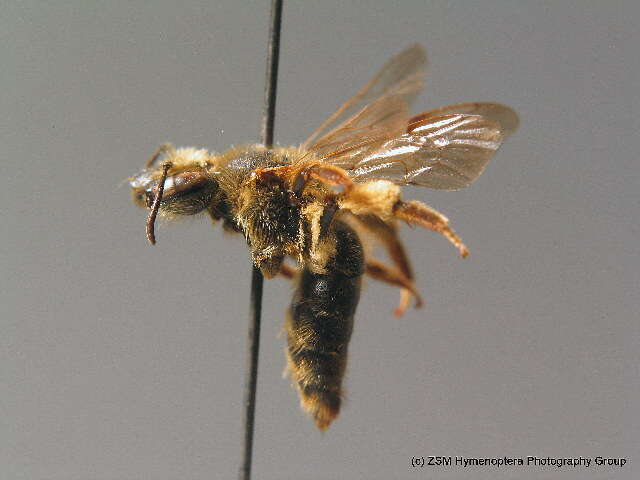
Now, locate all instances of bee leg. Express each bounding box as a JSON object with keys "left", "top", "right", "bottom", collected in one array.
[
  {"left": 285, "top": 220, "right": 364, "bottom": 430},
  {"left": 339, "top": 181, "right": 423, "bottom": 303},
  {"left": 394, "top": 200, "right": 469, "bottom": 258},
  {"left": 365, "top": 259, "right": 423, "bottom": 317},
  {"left": 207, "top": 207, "right": 242, "bottom": 234},
  {"left": 307, "top": 164, "right": 353, "bottom": 188},
  {"left": 252, "top": 253, "right": 284, "bottom": 278},
  {"left": 292, "top": 164, "right": 353, "bottom": 197},
  {"left": 340, "top": 183, "right": 466, "bottom": 256},
  {"left": 145, "top": 143, "right": 175, "bottom": 168},
  {"left": 373, "top": 223, "right": 418, "bottom": 315},
  {"left": 279, "top": 263, "right": 299, "bottom": 279},
  {"left": 353, "top": 214, "right": 421, "bottom": 313}
]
